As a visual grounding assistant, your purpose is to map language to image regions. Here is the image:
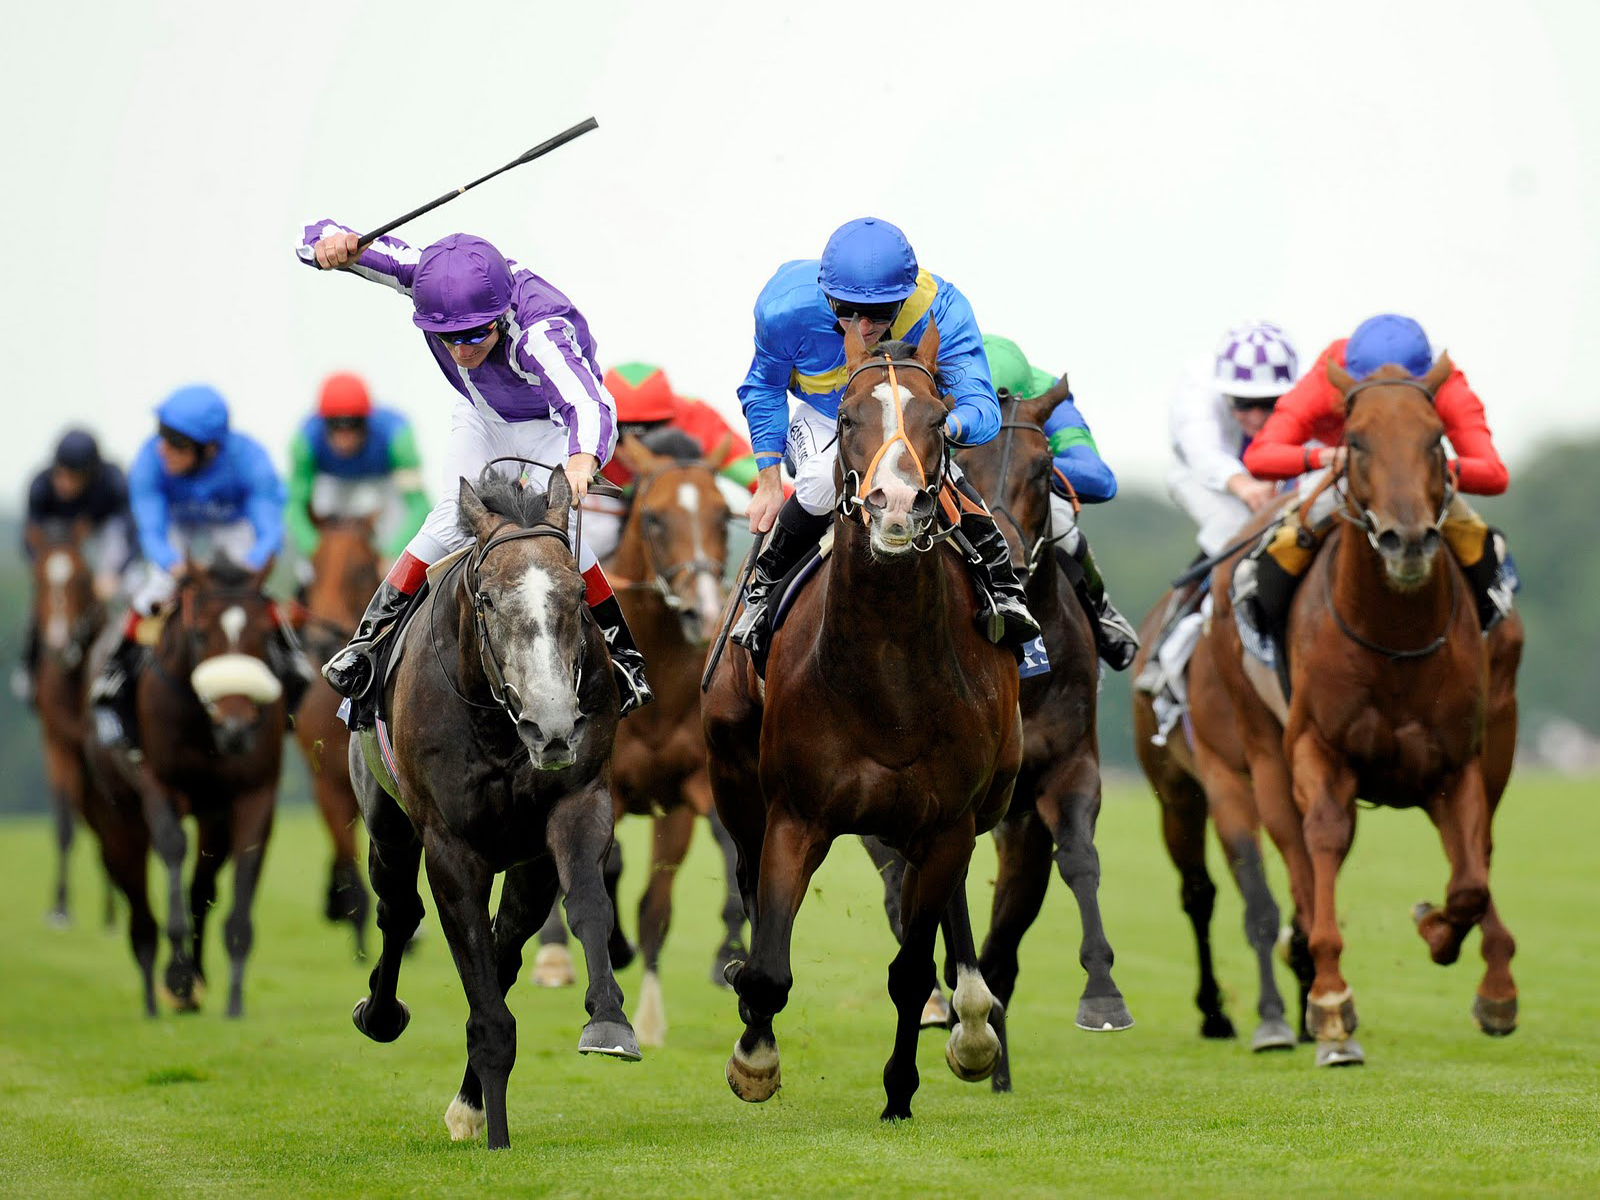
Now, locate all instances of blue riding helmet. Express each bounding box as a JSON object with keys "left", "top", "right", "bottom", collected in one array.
[
  {"left": 54, "top": 428, "right": 102, "bottom": 470},
  {"left": 818, "top": 217, "right": 919, "bottom": 304},
  {"left": 1346, "top": 314, "right": 1432, "bottom": 379},
  {"left": 155, "top": 384, "right": 231, "bottom": 445}
]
